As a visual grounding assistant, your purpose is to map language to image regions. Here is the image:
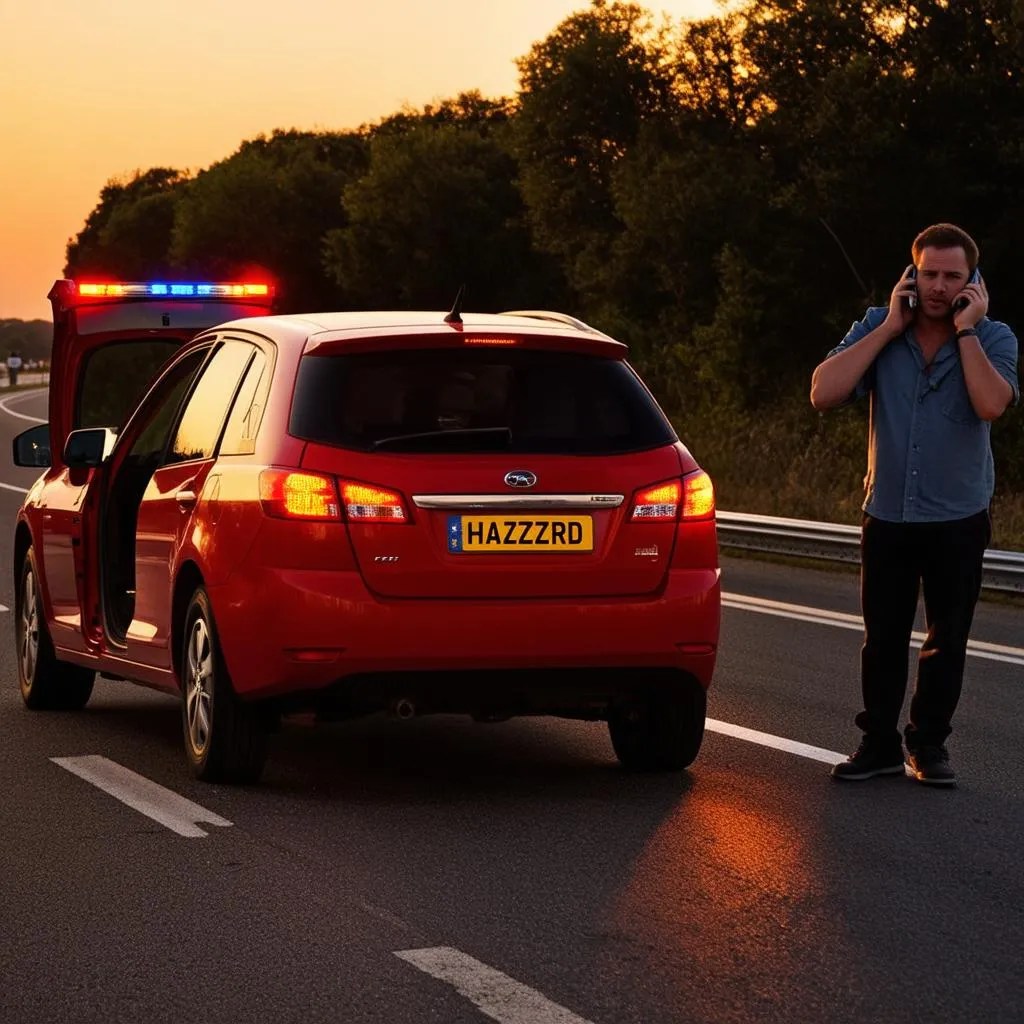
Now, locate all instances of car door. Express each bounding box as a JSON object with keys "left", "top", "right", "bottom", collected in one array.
[
  {"left": 27, "top": 279, "right": 275, "bottom": 660},
  {"left": 38, "top": 470, "right": 92, "bottom": 650},
  {"left": 123, "top": 340, "right": 257, "bottom": 669},
  {"left": 38, "top": 336, "right": 186, "bottom": 654}
]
